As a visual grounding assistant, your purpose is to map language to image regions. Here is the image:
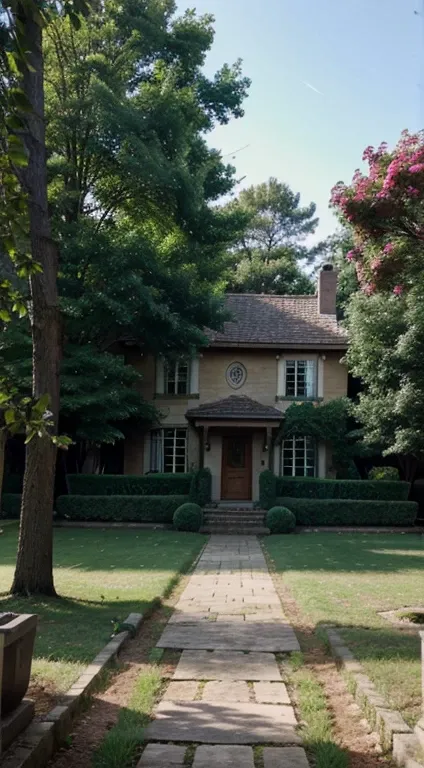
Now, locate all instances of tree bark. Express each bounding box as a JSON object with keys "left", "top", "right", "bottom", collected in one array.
[
  {"left": 0, "top": 430, "right": 6, "bottom": 506},
  {"left": 11, "top": 9, "right": 61, "bottom": 596}
]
